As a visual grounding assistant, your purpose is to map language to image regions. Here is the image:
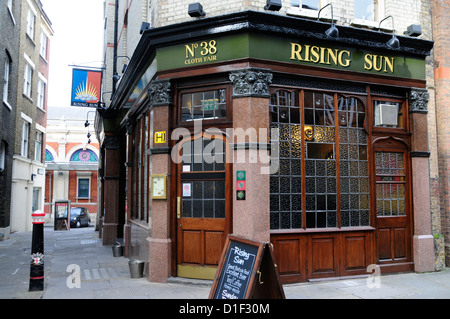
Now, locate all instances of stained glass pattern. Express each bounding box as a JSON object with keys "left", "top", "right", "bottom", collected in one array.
[{"left": 69, "top": 149, "right": 98, "bottom": 162}]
